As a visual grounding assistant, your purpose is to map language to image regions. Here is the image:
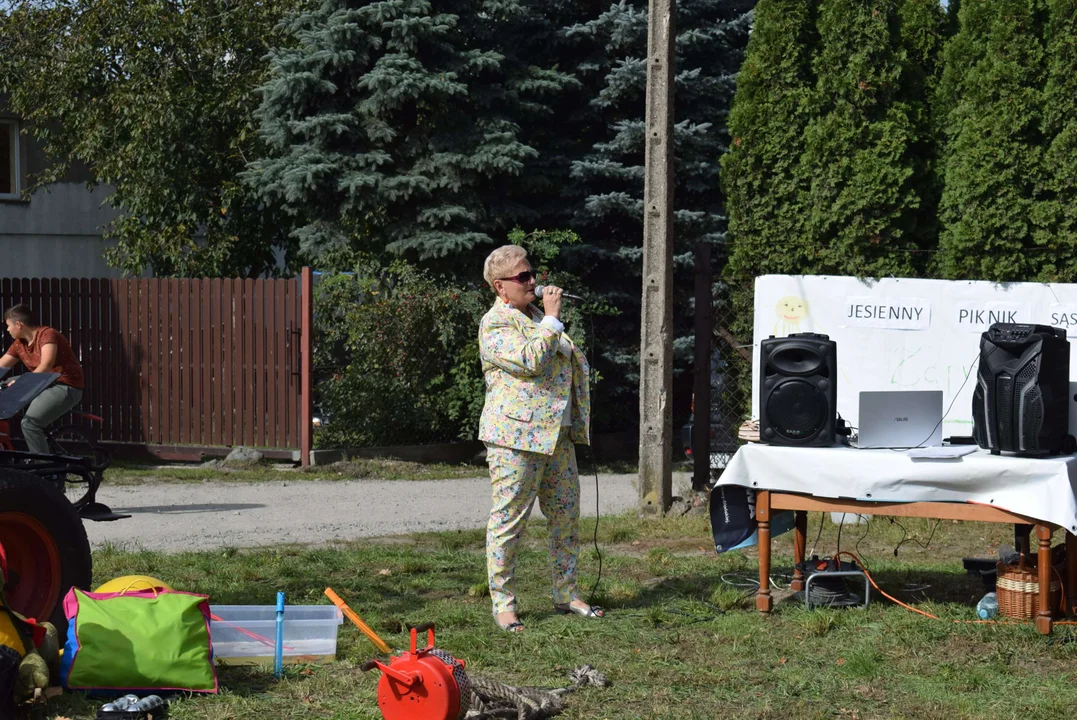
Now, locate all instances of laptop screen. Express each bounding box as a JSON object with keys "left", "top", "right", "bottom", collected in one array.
[{"left": 857, "top": 390, "right": 944, "bottom": 449}]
